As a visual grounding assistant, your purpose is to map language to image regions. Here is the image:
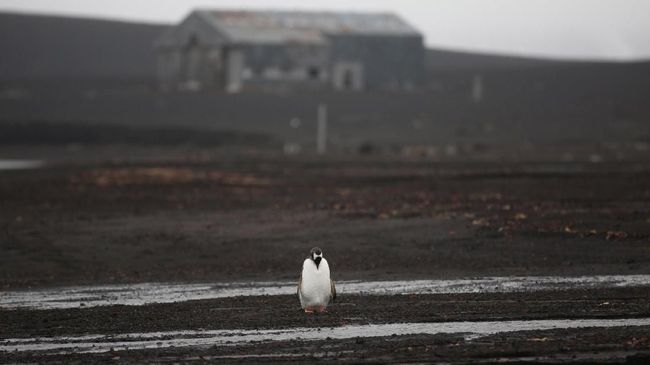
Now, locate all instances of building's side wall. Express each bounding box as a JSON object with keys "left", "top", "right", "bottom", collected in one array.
[
  {"left": 328, "top": 34, "right": 426, "bottom": 91},
  {"left": 238, "top": 43, "right": 330, "bottom": 92}
]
